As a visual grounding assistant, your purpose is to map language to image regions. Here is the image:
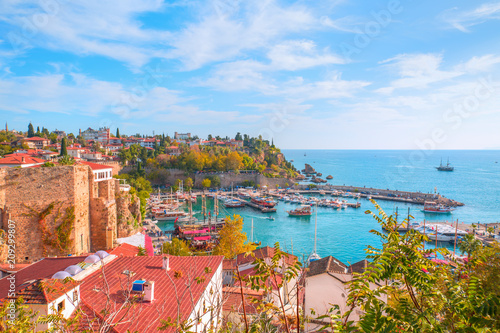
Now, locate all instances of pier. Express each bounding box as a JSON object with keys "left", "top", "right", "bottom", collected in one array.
[{"left": 279, "top": 185, "right": 464, "bottom": 207}]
